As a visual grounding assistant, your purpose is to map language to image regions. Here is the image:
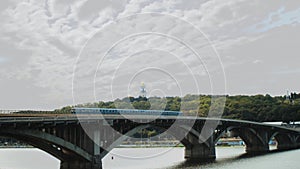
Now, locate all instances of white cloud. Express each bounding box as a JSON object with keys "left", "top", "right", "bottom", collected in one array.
[
  {"left": 253, "top": 59, "right": 263, "bottom": 64},
  {"left": 0, "top": 0, "right": 299, "bottom": 109},
  {"left": 249, "top": 7, "right": 300, "bottom": 32}
]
